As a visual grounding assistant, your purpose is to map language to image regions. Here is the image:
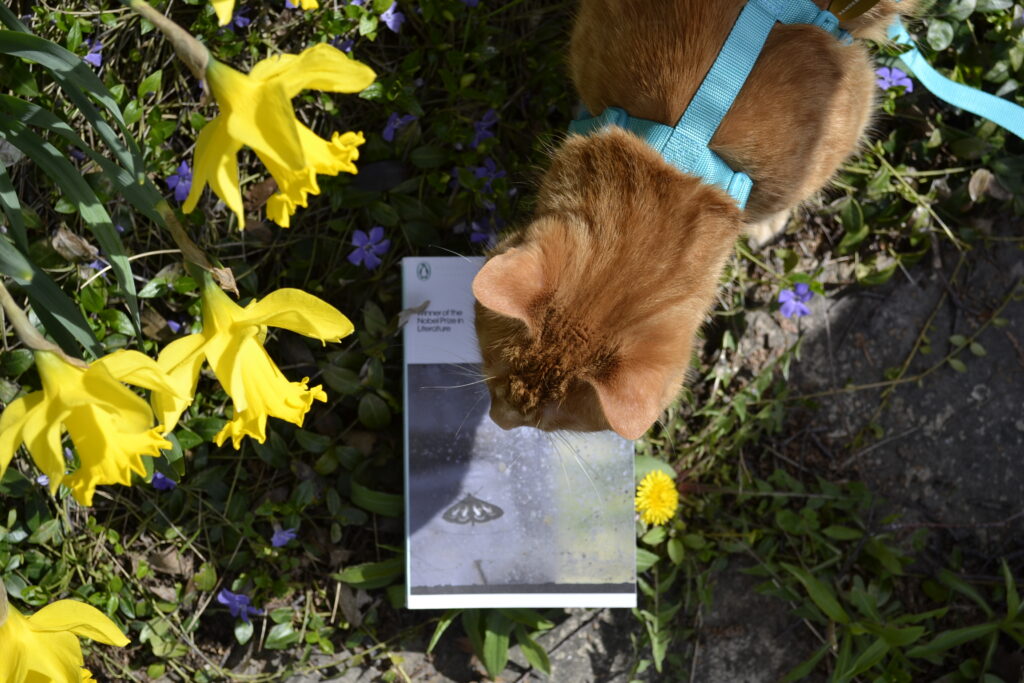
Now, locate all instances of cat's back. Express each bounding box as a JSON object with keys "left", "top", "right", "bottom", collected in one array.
[
  {"left": 567, "top": 0, "right": 879, "bottom": 219},
  {"left": 569, "top": 0, "right": 745, "bottom": 124}
]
